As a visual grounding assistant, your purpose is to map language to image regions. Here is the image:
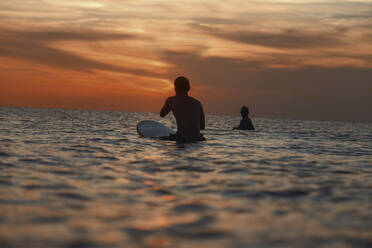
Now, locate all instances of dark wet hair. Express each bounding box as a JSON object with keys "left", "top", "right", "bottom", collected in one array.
[
  {"left": 174, "top": 76, "right": 190, "bottom": 92},
  {"left": 241, "top": 106, "right": 249, "bottom": 117}
]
